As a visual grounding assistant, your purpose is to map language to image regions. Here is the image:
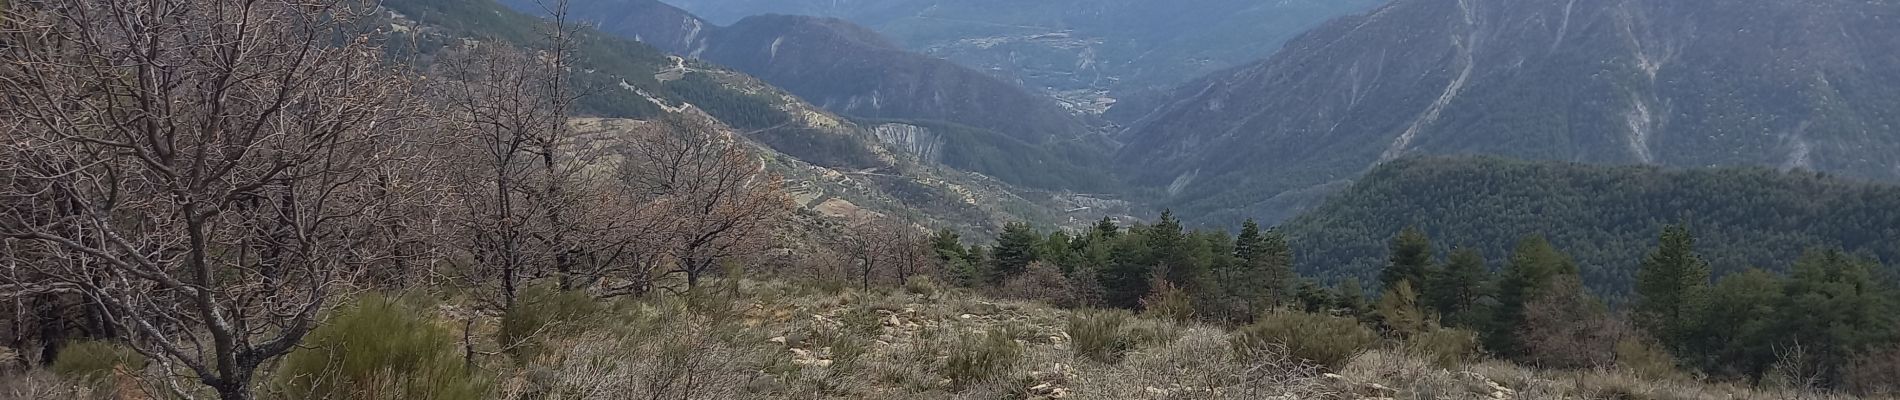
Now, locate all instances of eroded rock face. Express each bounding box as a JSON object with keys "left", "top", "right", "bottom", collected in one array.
[{"left": 869, "top": 123, "right": 944, "bottom": 164}]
